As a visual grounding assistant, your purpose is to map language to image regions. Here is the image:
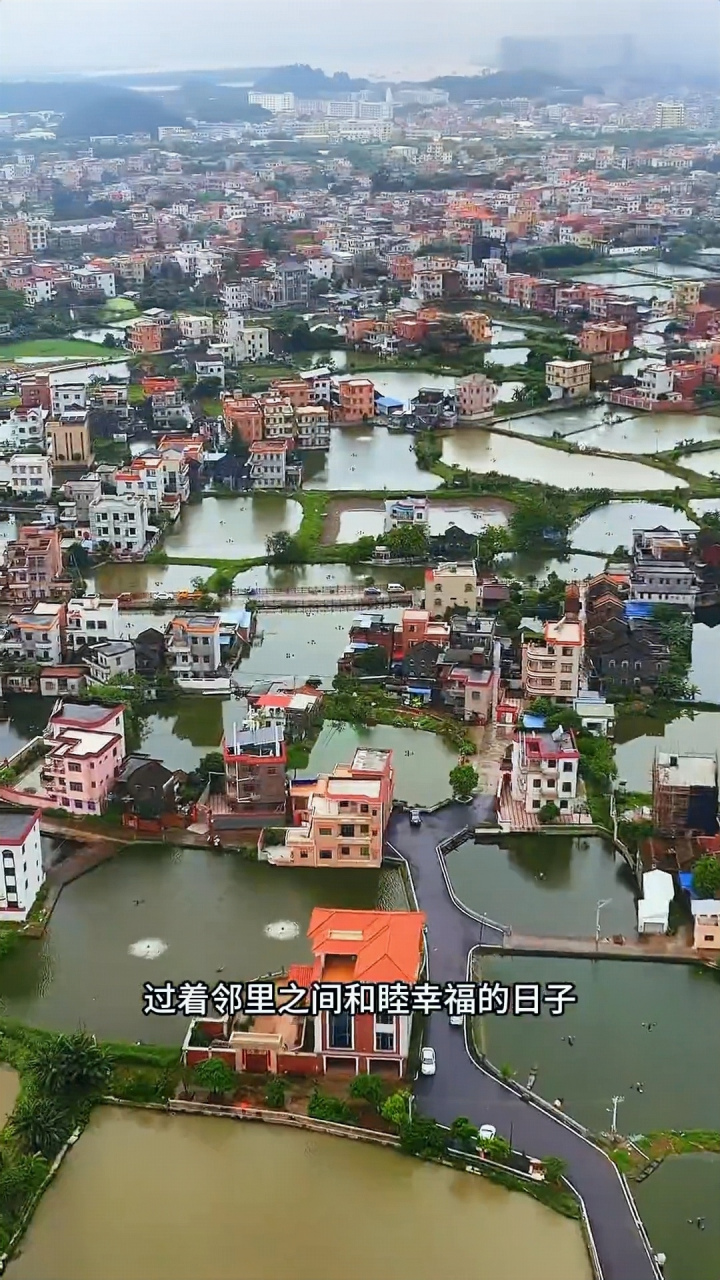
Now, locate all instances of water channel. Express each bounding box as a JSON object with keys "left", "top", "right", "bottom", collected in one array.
[
  {"left": 570, "top": 501, "right": 697, "bottom": 554},
  {"left": 7, "top": 1107, "right": 593, "bottom": 1280}
]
